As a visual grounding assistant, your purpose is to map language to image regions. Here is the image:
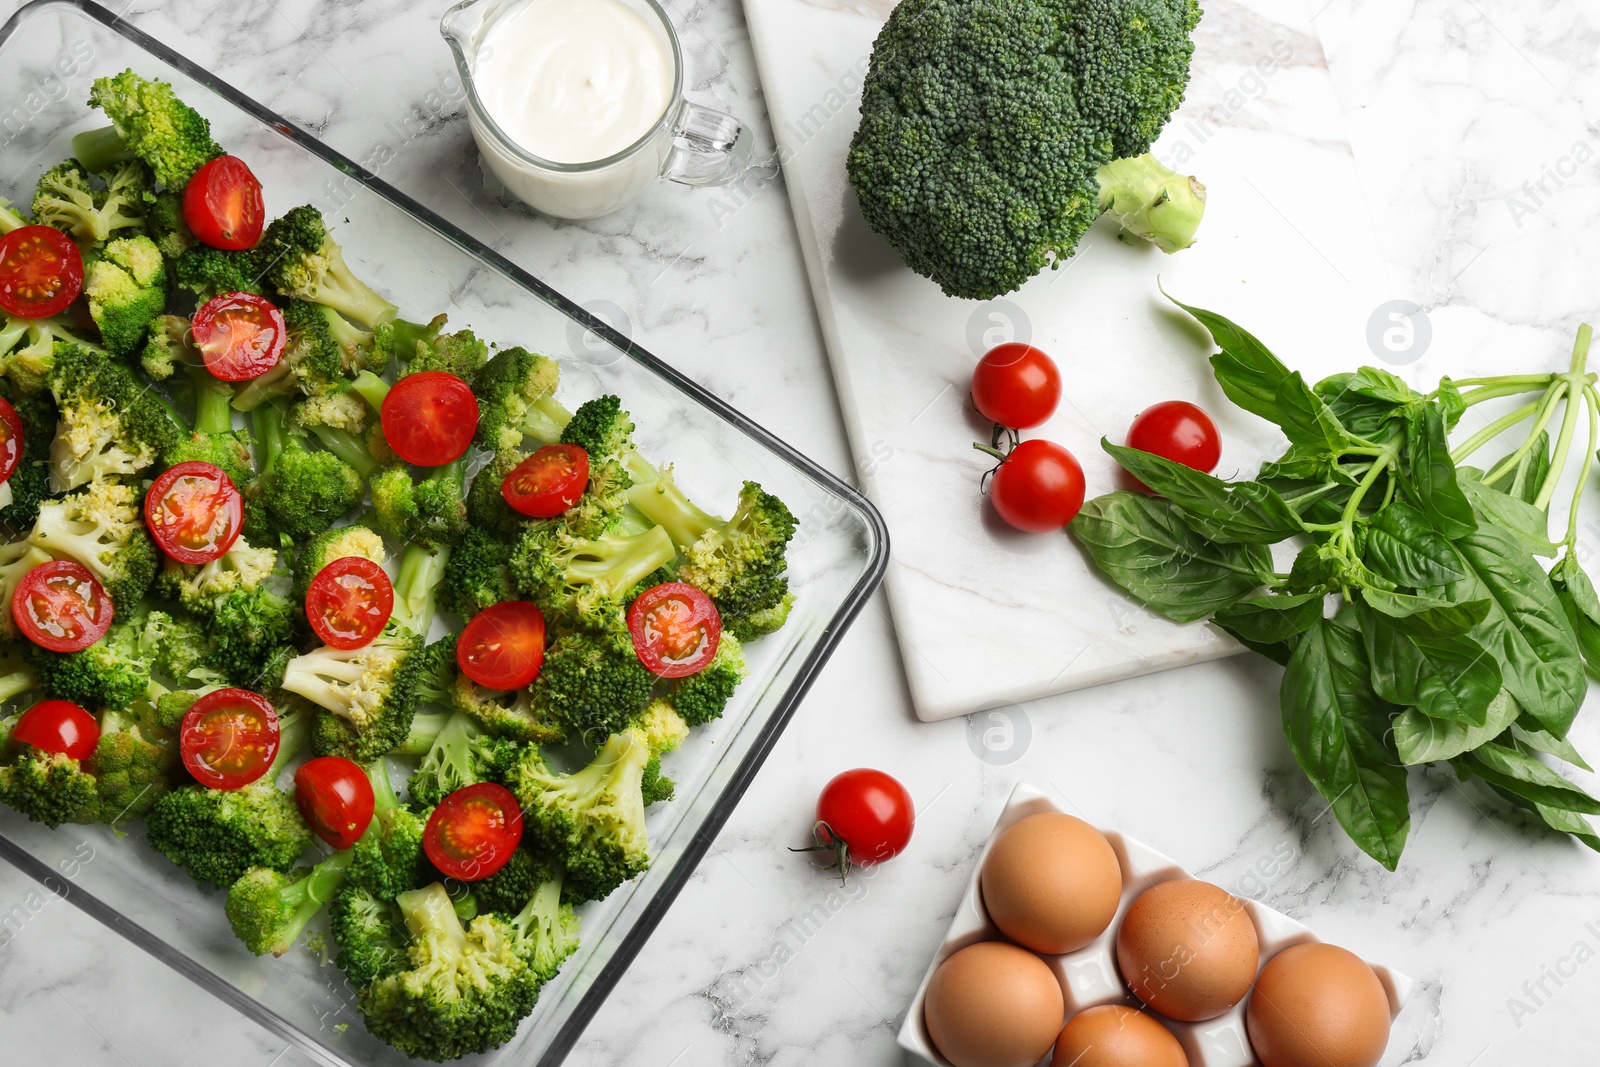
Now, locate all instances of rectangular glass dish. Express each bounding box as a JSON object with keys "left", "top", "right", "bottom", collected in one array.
[{"left": 0, "top": 3, "right": 888, "bottom": 1065}]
